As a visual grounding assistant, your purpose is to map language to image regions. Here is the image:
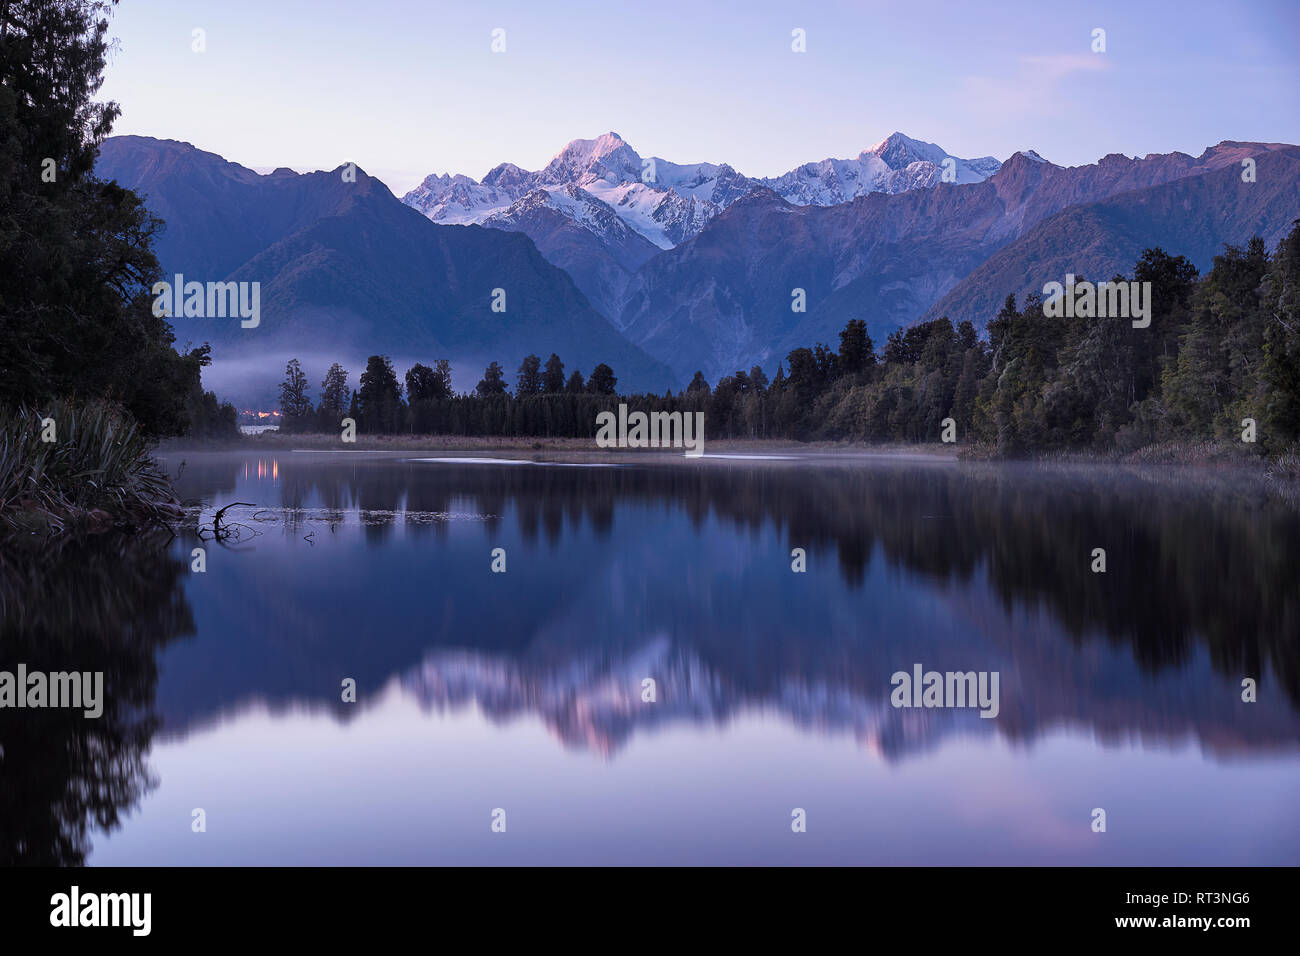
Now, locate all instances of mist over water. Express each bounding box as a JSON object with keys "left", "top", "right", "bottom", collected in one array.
[{"left": 202, "top": 351, "right": 498, "bottom": 410}]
